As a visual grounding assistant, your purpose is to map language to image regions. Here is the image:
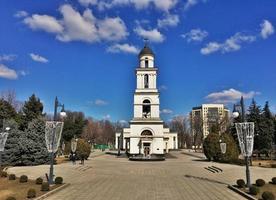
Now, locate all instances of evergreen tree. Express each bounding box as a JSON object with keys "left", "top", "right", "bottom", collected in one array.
[
  {"left": 0, "top": 99, "right": 17, "bottom": 127},
  {"left": 246, "top": 99, "right": 262, "bottom": 150},
  {"left": 3, "top": 118, "right": 50, "bottom": 166},
  {"left": 258, "top": 101, "right": 275, "bottom": 153},
  {"left": 20, "top": 94, "right": 43, "bottom": 130}
]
